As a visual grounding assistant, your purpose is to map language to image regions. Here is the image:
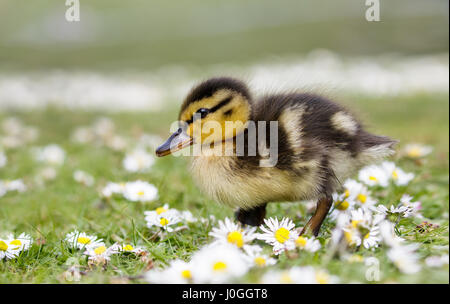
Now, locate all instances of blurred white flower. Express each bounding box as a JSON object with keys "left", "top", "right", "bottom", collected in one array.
[
  {"left": 123, "top": 180, "right": 158, "bottom": 202},
  {"left": 261, "top": 266, "right": 338, "bottom": 284},
  {"left": 425, "top": 255, "right": 449, "bottom": 268},
  {"left": 358, "top": 164, "right": 390, "bottom": 187},
  {"left": 145, "top": 210, "right": 181, "bottom": 232},
  {"left": 381, "top": 162, "right": 414, "bottom": 186},
  {"left": 101, "top": 182, "right": 126, "bottom": 198},
  {"left": 242, "top": 245, "right": 277, "bottom": 268},
  {"left": 73, "top": 170, "right": 95, "bottom": 187},
  {"left": 0, "top": 233, "right": 33, "bottom": 260},
  {"left": 145, "top": 259, "right": 193, "bottom": 284},
  {"left": 33, "top": 144, "right": 66, "bottom": 166},
  {"left": 402, "top": 143, "right": 433, "bottom": 159},
  {"left": 84, "top": 243, "right": 119, "bottom": 264},
  {"left": 343, "top": 209, "right": 381, "bottom": 249},
  {"left": 190, "top": 244, "right": 249, "bottom": 283},
  {"left": 400, "top": 194, "right": 422, "bottom": 218},
  {"left": 387, "top": 244, "right": 421, "bottom": 274},
  {"left": 37, "top": 166, "right": 58, "bottom": 181},
  {"left": 122, "top": 149, "right": 155, "bottom": 172},
  {"left": 342, "top": 179, "right": 377, "bottom": 208}
]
